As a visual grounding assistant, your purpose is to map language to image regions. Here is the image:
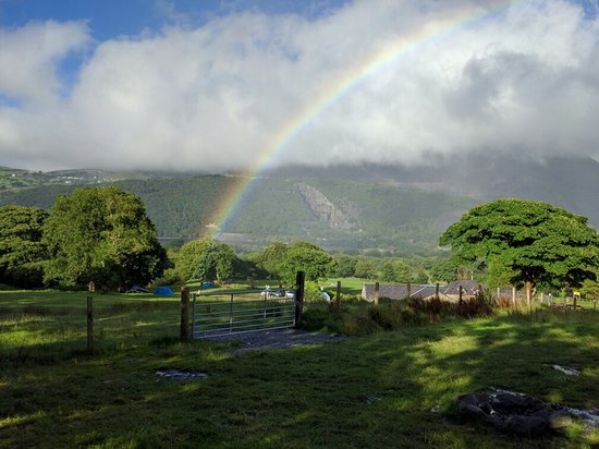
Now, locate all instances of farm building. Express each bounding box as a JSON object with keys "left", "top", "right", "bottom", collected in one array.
[{"left": 361, "top": 280, "right": 483, "bottom": 302}]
